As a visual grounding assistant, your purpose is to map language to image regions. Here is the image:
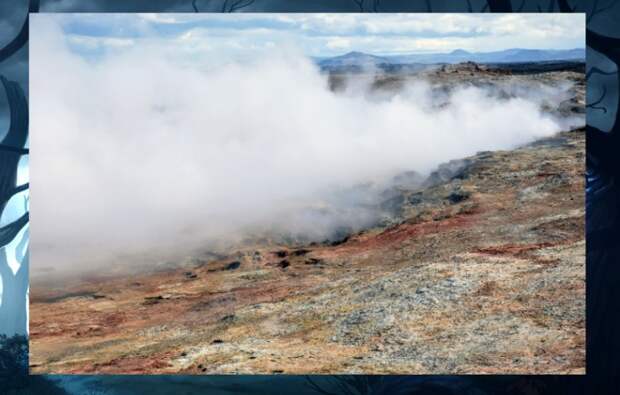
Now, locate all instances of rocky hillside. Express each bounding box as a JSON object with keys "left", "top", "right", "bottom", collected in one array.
[{"left": 30, "top": 124, "right": 585, "bottom": 374}]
